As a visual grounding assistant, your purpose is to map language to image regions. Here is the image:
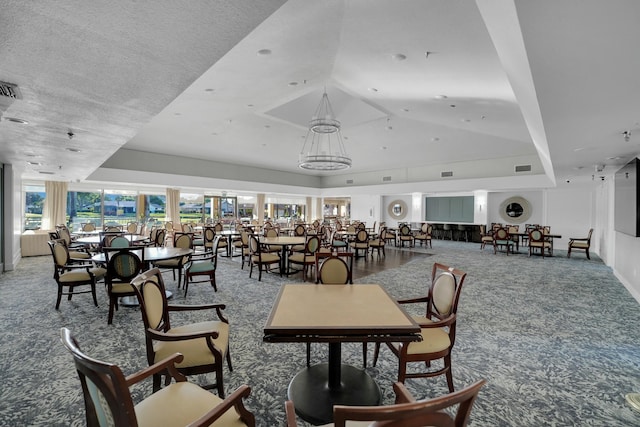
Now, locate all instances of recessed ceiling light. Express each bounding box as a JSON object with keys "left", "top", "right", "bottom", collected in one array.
[
  {"left": 174, "top": 112, "right": 181, "bottom": 116},
  {"left": 461, "top": 118, "right": 471, "bottom": 123},
  {"left": 257, "top": 49, "right": 272, "bottom": 56},
  {"left": 204, "top": 88, "right": 215, "bottom": 92},
  {"left": 288, "top": 81, "right": 298, "bottom": 86},
  {"left": 606, "top": 156, "right": 622, "bottom": 160},
  {"left": 4, "top": 117, "right": 29, "bottom": 124},
  {"left": 27, "top": 161, "right": 41, "bottom": 166},
  {"left": 402, "top": 108, "right": 410, "bottom": 112},
  {"left": 392, "top": 53, "right": 407, "bottom": 61},
  {"left": 449, "top": 104, "right": 456, "bottom": 108},
  {"left": 435, "top": 95, "right": 448, "bottom": 100},
  {"left": 431, "top": 137, "right": 440, "bottom": 142},
  {"left": 574, "top": 147, "right": 586, "bottom": 152},
  {"left": 264, "top": 124, "right": 271, "bottom": 128},
  {"left": 39, "top": 171, "right": 54, "bottom": 175},
  {"left": 368, "top": 87, "right": 378, "bottom": 93},
  {"left": 66, "top": 148, "right": 81, "bottom": 153},
  {"left": 247, "top": 104, "right": 254, "bottom": 107},
  {"left": 380, "top": 146, "right": 388, "bottom": 150}
]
